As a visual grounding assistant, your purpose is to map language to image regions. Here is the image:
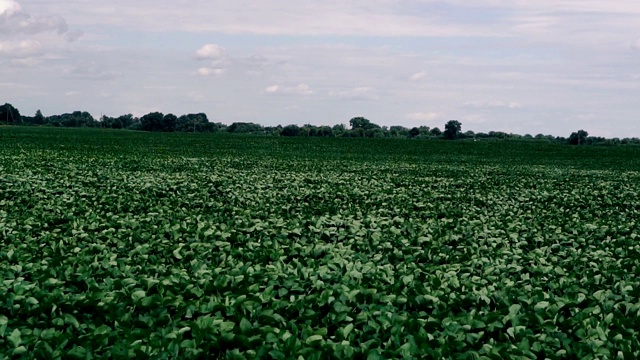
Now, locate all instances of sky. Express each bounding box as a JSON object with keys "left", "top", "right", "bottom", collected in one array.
[{"left": 2, "top": 0, "right": 640, "bottom": 137}]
